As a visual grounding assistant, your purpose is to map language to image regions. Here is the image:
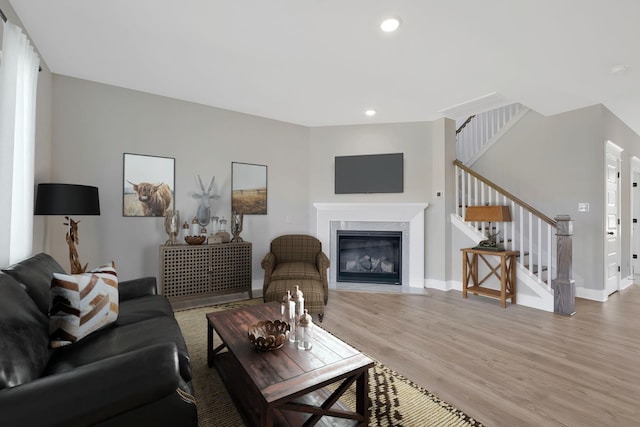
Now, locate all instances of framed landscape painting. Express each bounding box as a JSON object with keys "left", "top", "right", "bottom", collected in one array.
[
  {"left": 232, "top": 162, "right": 267, "bottom": 215},
  {"left": 123, "top": 153, "right": 175, "bottom": 217}
]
